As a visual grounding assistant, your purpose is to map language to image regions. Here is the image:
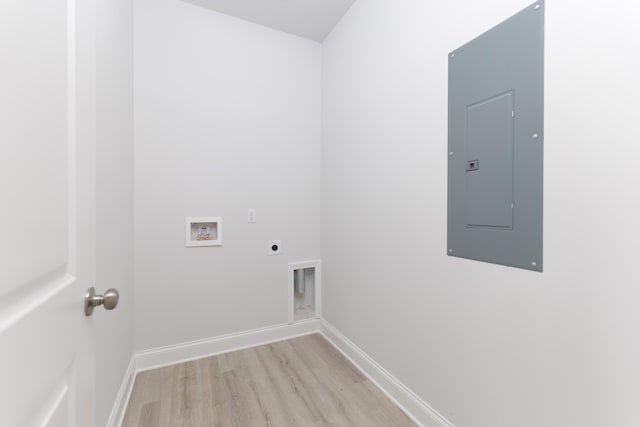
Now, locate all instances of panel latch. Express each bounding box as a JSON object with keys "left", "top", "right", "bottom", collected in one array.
[{"left": 466, "top": 160, "right": 480, "bottom": 172}]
